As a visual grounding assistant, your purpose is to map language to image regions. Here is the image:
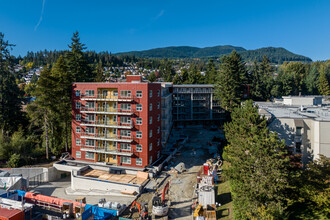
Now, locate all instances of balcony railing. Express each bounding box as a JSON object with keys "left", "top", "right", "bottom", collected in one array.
[
  {"left": 81, "top": 94, "right": 135, "bottom": 102},
  {"left": 80, "top": 107, "right": 134, "bottom": 115},
  {"left": 80, "top": 120, "right": 134, "bottom": 128},
  {"left": 80, "top": 146, "right": 134, "bottom": 156},
  {"left": 80, "top": 132, "right": 134, "bottom": 142}
]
